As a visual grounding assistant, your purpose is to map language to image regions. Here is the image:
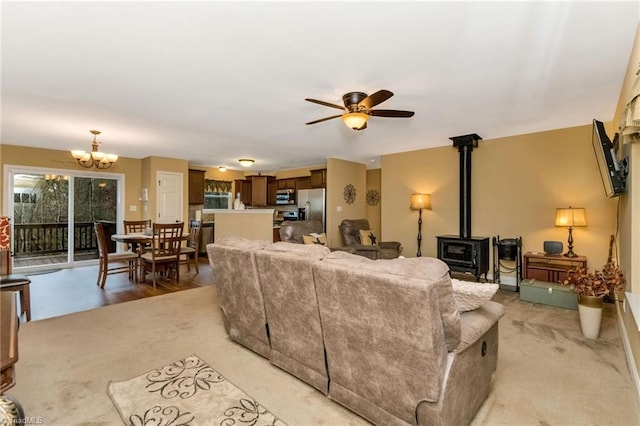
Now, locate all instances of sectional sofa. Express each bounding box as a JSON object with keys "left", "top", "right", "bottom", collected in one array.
[{"left": 207, "top": 236, "right": 505, "bottom": 426}]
